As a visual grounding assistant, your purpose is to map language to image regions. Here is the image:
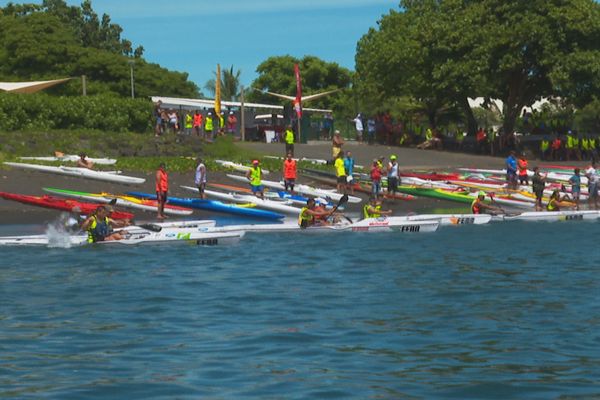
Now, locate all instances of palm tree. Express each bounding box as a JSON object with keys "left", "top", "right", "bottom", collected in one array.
[{"left": 204, "top": 65, "right": 241, "bottom": 101}]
